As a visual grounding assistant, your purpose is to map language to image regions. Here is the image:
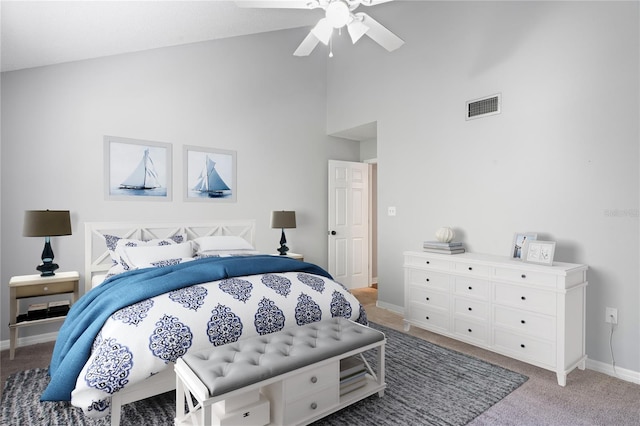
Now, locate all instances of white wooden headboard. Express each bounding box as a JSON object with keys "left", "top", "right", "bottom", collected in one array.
[{"left": 84, "top": 220, "right": 256, "bottom": 294}]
